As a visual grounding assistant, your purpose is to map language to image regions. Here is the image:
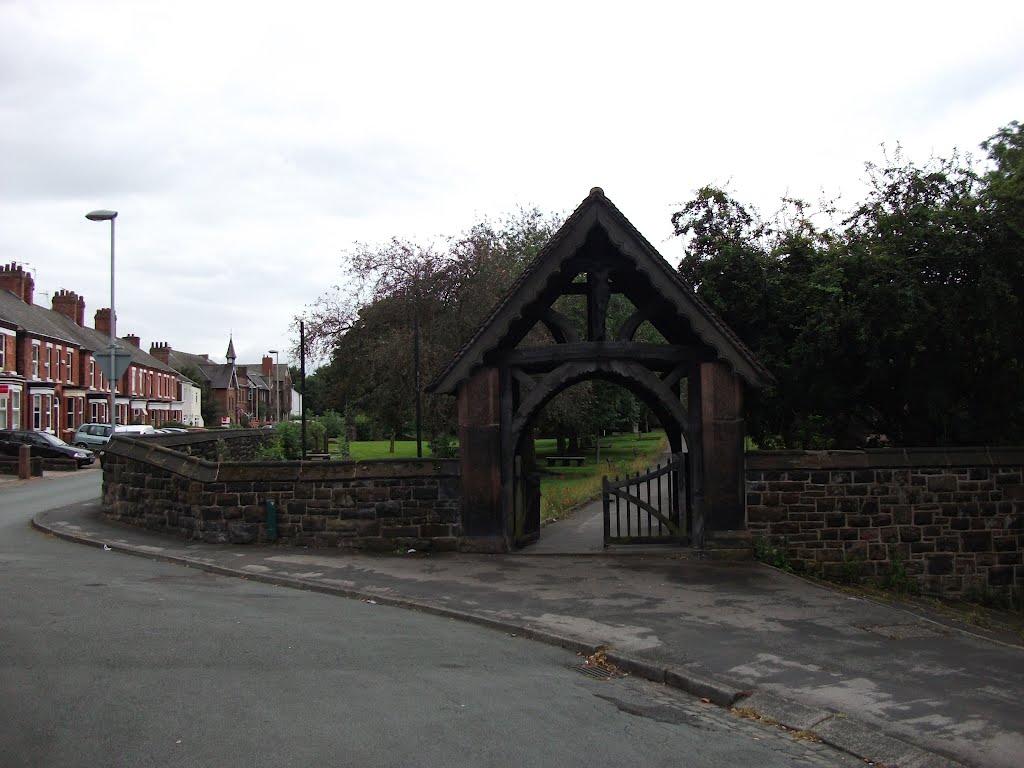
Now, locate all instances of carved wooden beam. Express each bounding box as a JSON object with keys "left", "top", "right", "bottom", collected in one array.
[
  {"left": 509, "top": 359, "right": 690, "bottom": 446},
  {"left": 587, "top": 268, "right": 611, "bottom": 342},
  {"left": 615, "top": 305, "right": 655, "bottom": 341},
  {"left": 510, "top": 367, "right": 536, "bottom": 392},
  {"left": 505, "top": 342, "right": 704, "bottom": 373},
  {"left": 661, "top": 362, "right": 689, "bottom": 390},
  {"left": 537, "top": 308, "right": 579, "bottom": 344}
]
